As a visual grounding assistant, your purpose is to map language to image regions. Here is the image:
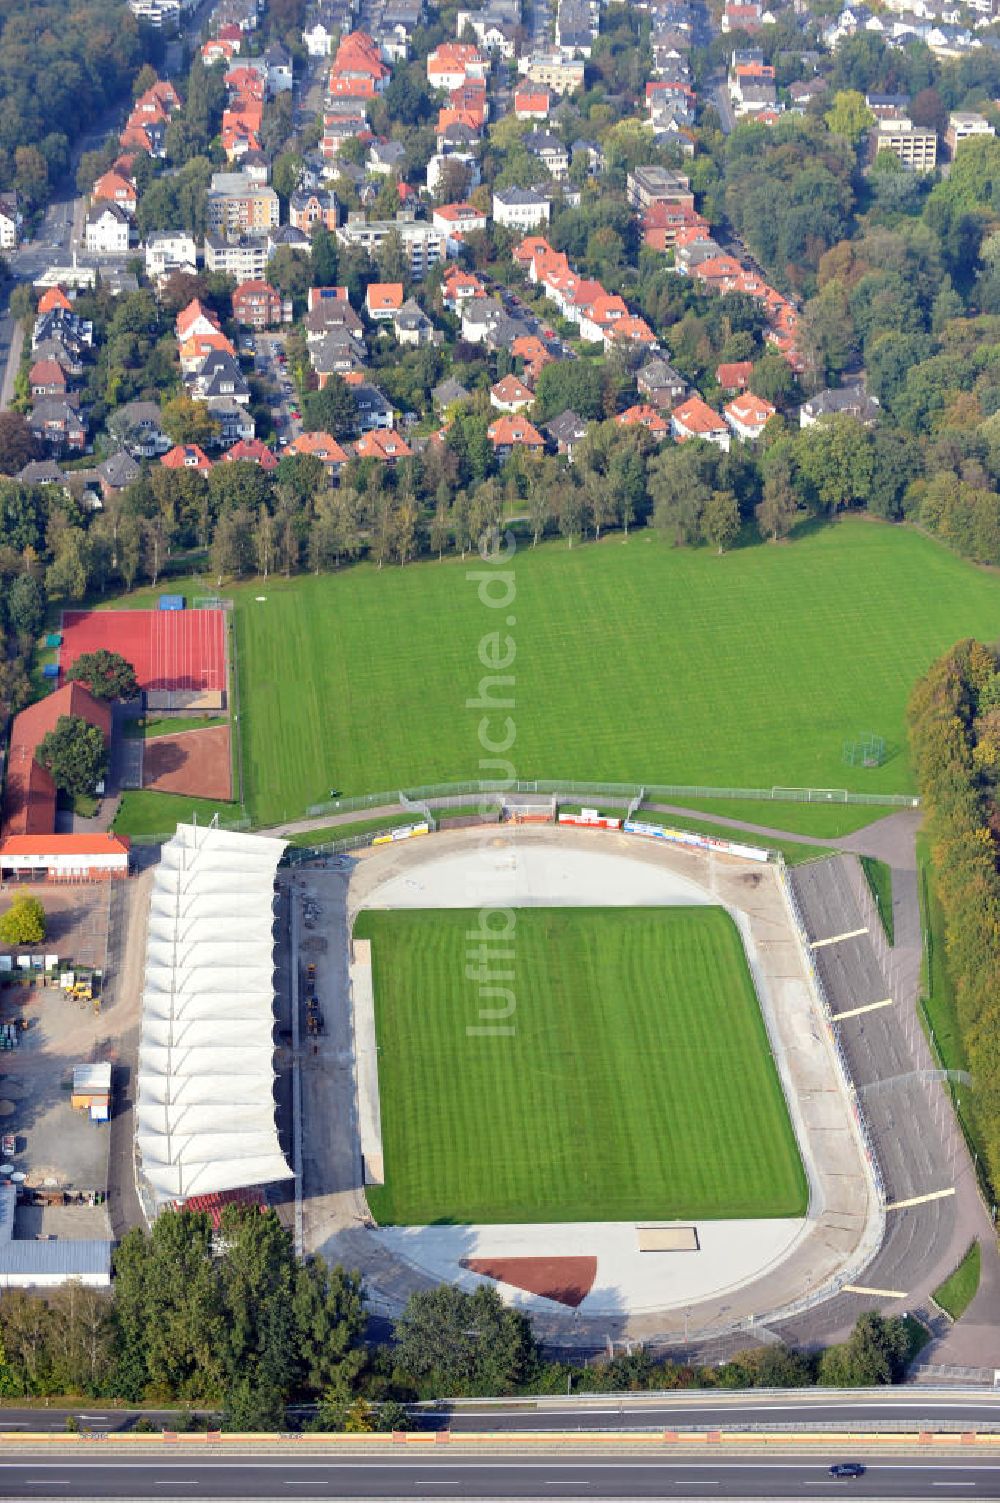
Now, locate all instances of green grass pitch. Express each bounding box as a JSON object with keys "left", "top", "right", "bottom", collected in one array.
[
  {"left": 356, "top": 905, "right": 808, "bottom": 1225},
  {"left": 231, "top": 521, "right": 1000, "bottom": 826}
]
